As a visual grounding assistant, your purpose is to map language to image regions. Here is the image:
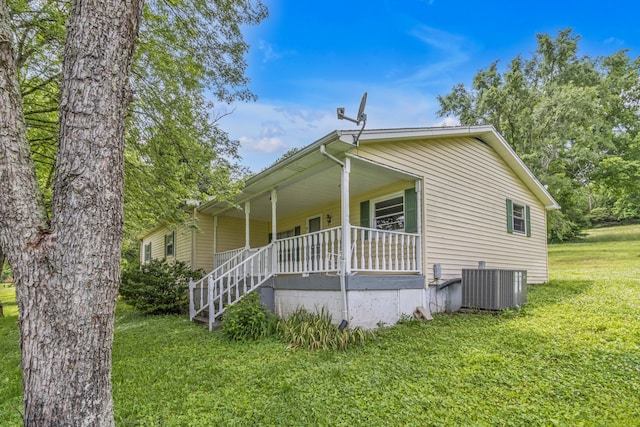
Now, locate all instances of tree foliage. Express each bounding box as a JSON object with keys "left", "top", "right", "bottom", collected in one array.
[
  {"left": 438, "top": 29, "right": 640, "bottom": 240},
  {"left": 8, "top": 0, "right": 267, "bottom": 245}
]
